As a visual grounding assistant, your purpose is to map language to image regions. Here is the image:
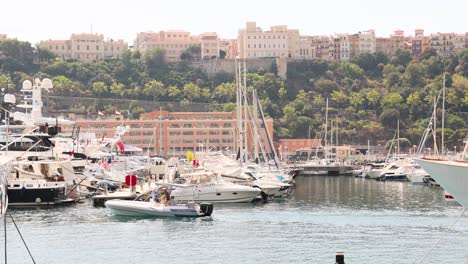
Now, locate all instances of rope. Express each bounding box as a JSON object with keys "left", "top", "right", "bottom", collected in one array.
[
  {"left": 417, "top": 208, "right": 465, "bottom": 263},
  {"left": 7, "top": 211, "right": 36, "bottom": 264}
]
